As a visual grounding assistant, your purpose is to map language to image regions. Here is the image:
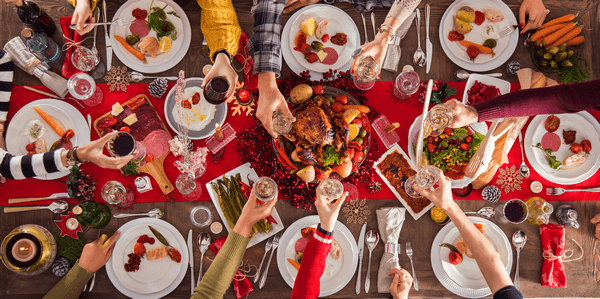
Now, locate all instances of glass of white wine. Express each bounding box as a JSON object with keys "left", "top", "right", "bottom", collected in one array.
[
  {"left": 253, "top": 177, "right": 278, "bottom": 203},
  {"left": 318, "top": 178, "right": 344, "bottom": 200},
  {"left": 404, "top": 166, "right": 440, "bottom": 198},
  {"left": 427, "top": 103, "right": 454, "bottom": 134},
  {"left": 352, "top": 55, "right": 380, "bottom": 90},
  {"left": 272, "top": 111, "right": 293, "bottom": 135}
]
